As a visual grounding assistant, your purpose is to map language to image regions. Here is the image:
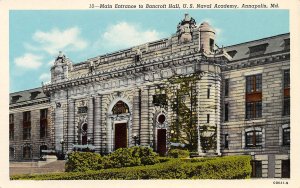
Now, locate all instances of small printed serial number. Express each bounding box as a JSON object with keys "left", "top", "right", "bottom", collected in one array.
[{"left": 273, "top": 181, "right": 288, "bottom": 185}]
